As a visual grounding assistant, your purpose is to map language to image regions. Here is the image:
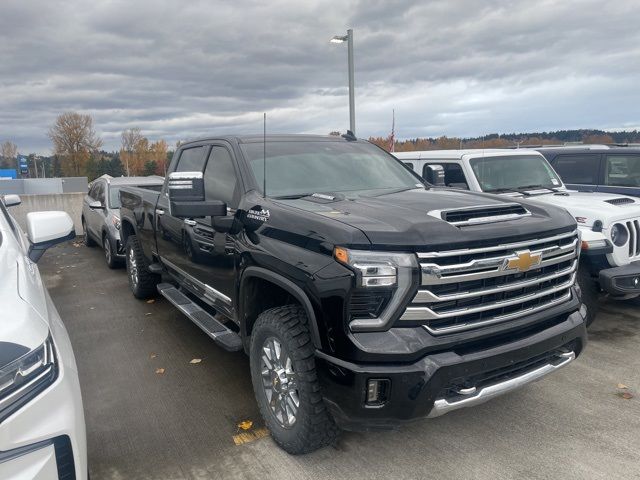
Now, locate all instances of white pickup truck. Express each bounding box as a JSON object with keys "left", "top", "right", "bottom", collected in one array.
[{"left": 395, "top": 149, "right": 640, "bottom": 324}]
